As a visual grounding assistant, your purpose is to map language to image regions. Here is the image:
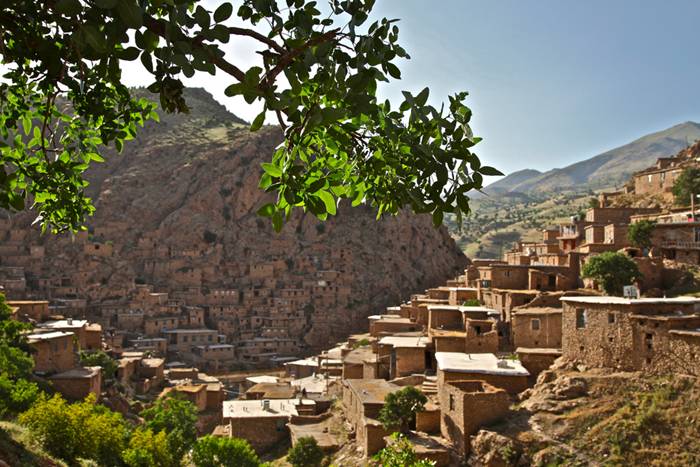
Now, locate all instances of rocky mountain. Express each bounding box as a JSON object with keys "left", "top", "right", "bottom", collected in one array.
[
  {"left": 483, "top": 121, "right": 700, "bottom": 195},
  {"left": 4, "top": 88, "right": 468, "bottom": 354}
]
